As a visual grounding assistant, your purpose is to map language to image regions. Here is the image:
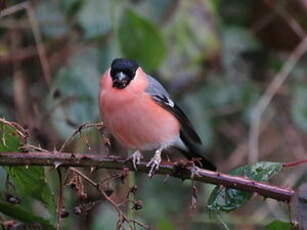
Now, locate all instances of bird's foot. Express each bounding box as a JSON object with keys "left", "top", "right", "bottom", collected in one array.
[
  {"left": 129, "top": 150, "right": 143, "bottom": 170},
  {"left": 146, "top": 150, "right": 162, "bottom": 177},
  {"left": 190, "top": 164, "right": 202, "bottom": 179}
]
